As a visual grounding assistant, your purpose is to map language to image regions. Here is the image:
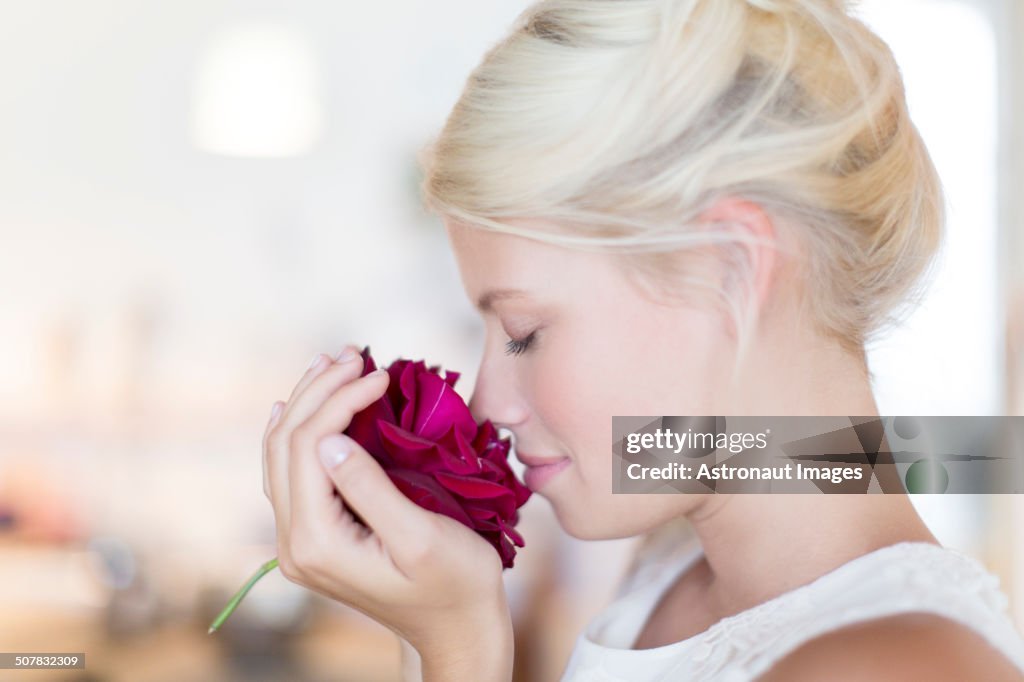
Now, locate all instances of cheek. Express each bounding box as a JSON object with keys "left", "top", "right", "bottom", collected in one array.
[
  {"left": 522, "top": 304, "right": 732, "bottom": 456},
  {"left": 518, "top": 303, "right": 733, "bottom": 538},
  {"left": 618, "top": 307, "right": 733, "bottom": 414},
  {"left": 522, "top": 335, "right": 590, "bottom": 440},
  {"left": 525, "top": 304, "right": 734, "bottom": 452},
  {"left": 578, "top": 306, "right": 733, "bottom": 419}
]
